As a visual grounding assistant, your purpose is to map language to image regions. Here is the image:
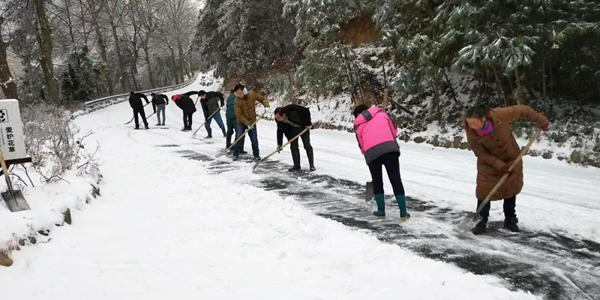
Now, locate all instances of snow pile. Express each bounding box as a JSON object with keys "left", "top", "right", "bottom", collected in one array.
[{"left": 0, "top": 169, "right": 100, "bottom": 253}]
